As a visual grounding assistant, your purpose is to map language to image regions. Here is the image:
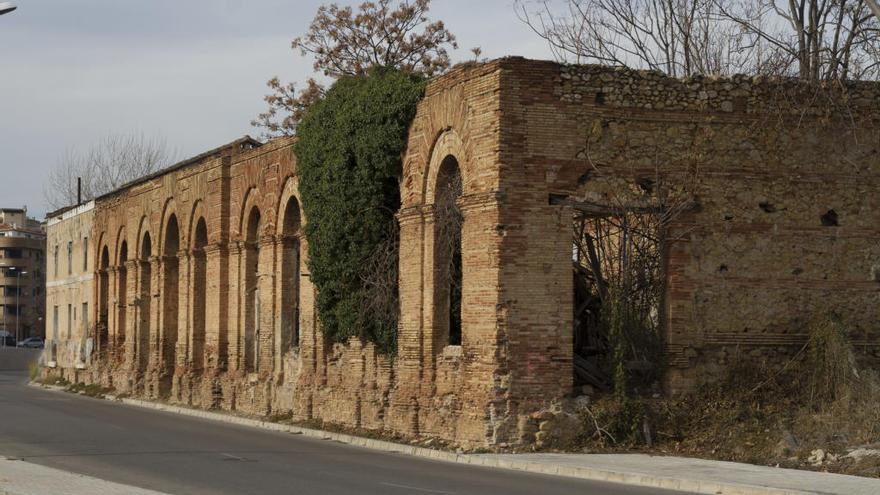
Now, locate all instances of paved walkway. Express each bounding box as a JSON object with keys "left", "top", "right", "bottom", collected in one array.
[
  {"left": 475, "top": 453, "right": 880, "bottom": 495},
  {"left": 0, "top": 456, "right": 169, "bottom": 495}
]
